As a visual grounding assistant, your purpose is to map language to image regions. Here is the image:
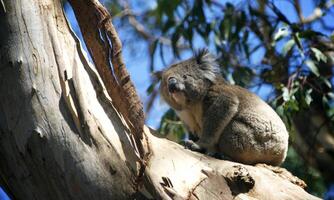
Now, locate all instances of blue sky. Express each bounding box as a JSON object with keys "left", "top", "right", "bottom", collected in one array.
[{"left": 0, "top": 187, "right": 10, "bottom": 200}]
